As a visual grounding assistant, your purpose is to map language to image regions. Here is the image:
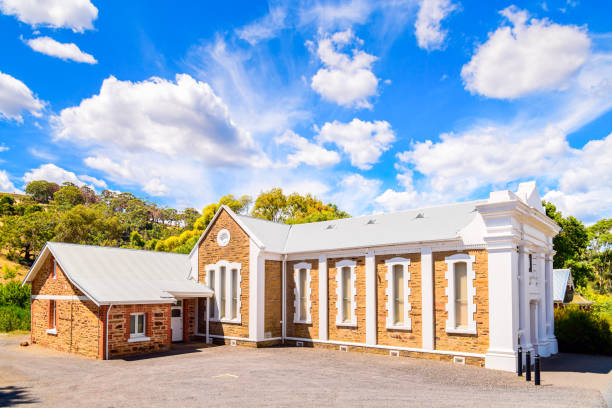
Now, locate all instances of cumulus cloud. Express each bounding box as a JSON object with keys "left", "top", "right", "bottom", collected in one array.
[
  {"left": 331, "top": 173, "right": 382, "bottom": 215},
  {"left": 414, "top": 0, "right": 457, "bottom": 51},
  {"left": 52, "top": 74, "right": 267, "bottom": 167},
  {"left": 461, "top": 6, "right": 591, "bottom": 99},
  {"left": 26, "top": 36, "right": 97, "bottom": 64},
  {"left": 0, "top": 71, "right": 45, "bottom": 122},
  {"left": 275, "top": 130, "right": 340, "bottom": 168},
  {"left": 317, "top": 118, "right": 395, "bottom": 170},
  {"left": 0, "top": 170, "right": 21, "bottom": 193},
  {"left": 0, "top": 0, "right": 98, "bottom": 32},
  {"left": 23, "top": 163, "right": 106, "bottom": 189},
  {"left": 310, "top": 29, "right": 379, "bottom": 108}
]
